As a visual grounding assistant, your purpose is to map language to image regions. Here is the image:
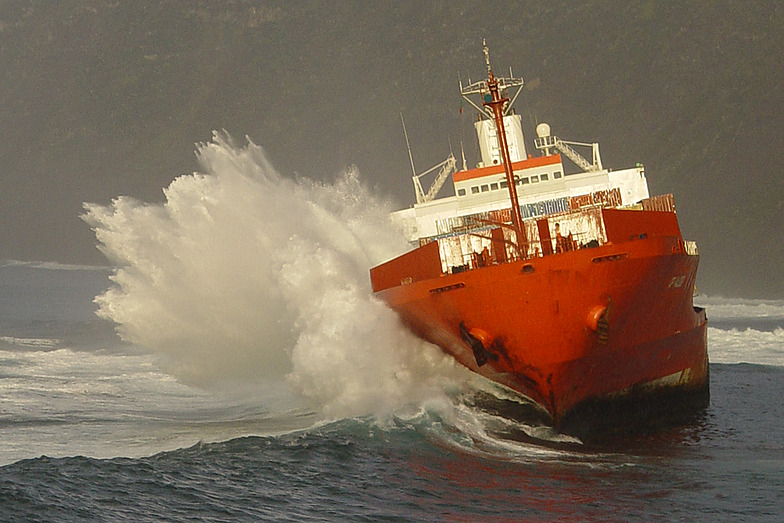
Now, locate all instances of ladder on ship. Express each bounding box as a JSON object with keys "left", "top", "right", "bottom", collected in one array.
[{"left": 534, "top": 134, "right": 603, "bottom": 172}]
